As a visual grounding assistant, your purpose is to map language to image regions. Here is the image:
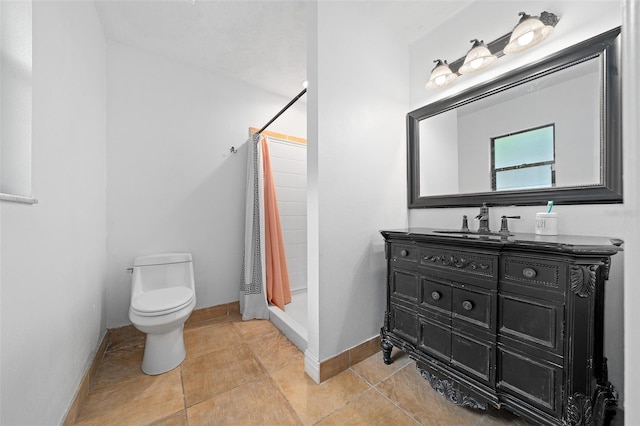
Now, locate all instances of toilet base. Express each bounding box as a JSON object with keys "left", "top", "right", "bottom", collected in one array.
[{"left": 141, "top": 326, "right": 186, "bottom": 375}]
